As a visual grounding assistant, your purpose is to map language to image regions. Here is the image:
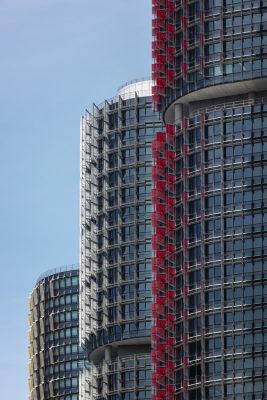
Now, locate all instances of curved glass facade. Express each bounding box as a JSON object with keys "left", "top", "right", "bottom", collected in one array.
[
  {"left": 95, "top": 354, "right": 151, "bottom": 400},
  {"left": 151, "top": 1, "right": 267, "bottom": 400},
  {"left": 80, "top": 79, "right": 163, "bottom": 399},
  {"left": 28, "top": 266, "right": 86, "bottom": 400},
  {"left": 152, "top": 0, "right": 267, "bottom": 116},
  {"left": 174, "top": 98, "right": 267, "bottom": 400}
]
